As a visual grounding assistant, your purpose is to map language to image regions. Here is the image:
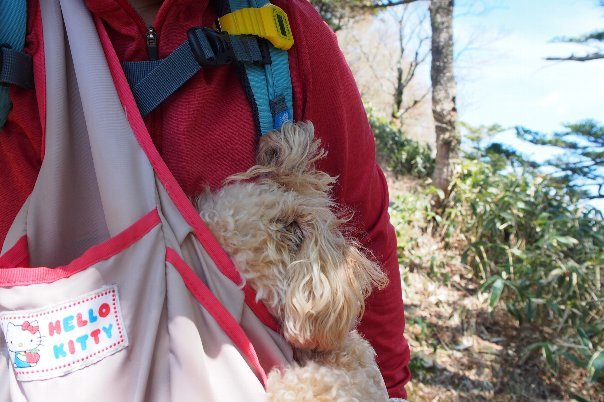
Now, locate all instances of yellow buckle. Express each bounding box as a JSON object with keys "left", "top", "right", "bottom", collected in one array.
[{"left": 217, "top": 4, "right": 294, "bottom": 51}]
